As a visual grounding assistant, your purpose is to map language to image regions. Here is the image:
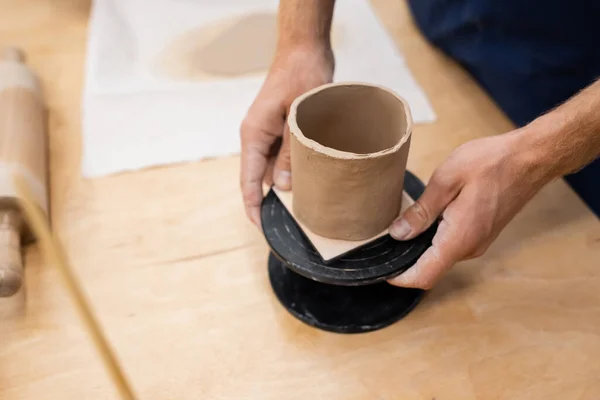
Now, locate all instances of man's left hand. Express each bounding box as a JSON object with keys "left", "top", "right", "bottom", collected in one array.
[{"left": 387, "top": 130, "right": 550, "bottom": 289}]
